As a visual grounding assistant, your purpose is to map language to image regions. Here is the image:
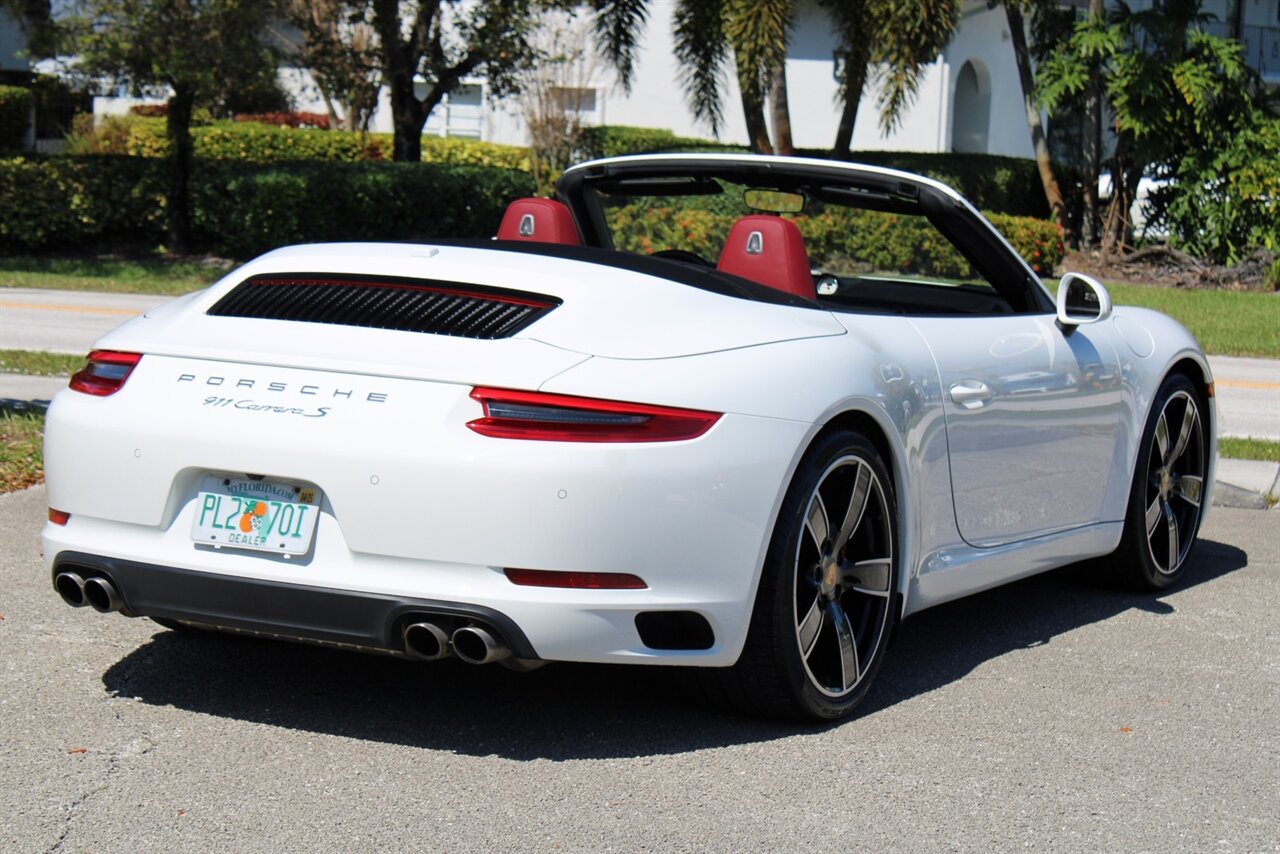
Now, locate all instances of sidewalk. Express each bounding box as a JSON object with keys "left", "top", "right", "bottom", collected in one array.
[{"left": 3, "top": 371, "right": 1274, "bottom": 508}]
